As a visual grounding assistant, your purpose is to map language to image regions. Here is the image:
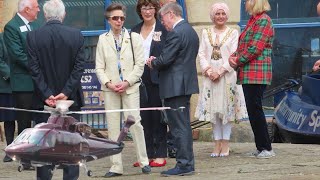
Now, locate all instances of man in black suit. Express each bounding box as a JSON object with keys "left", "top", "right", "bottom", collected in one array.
[
  {"left": 26, "top": 0, "right": 85, "bottom": 179},
  {"left": 147, "top": 2, "right": 199, "bottom": 176}
]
